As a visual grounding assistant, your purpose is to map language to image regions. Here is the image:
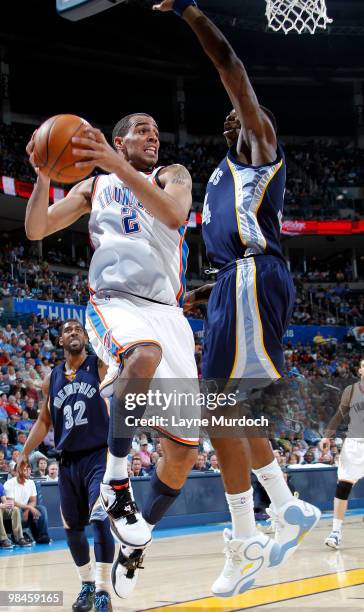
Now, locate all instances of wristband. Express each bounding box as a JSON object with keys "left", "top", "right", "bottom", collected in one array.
[{"left": 173, "top": 0, "right": 197, "bottom": 18}]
